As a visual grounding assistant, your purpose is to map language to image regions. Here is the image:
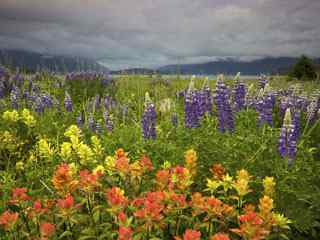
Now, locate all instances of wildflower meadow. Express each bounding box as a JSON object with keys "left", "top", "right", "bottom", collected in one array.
[{"left": 0, "top": 66, "right": 319, "bottom": 240}]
